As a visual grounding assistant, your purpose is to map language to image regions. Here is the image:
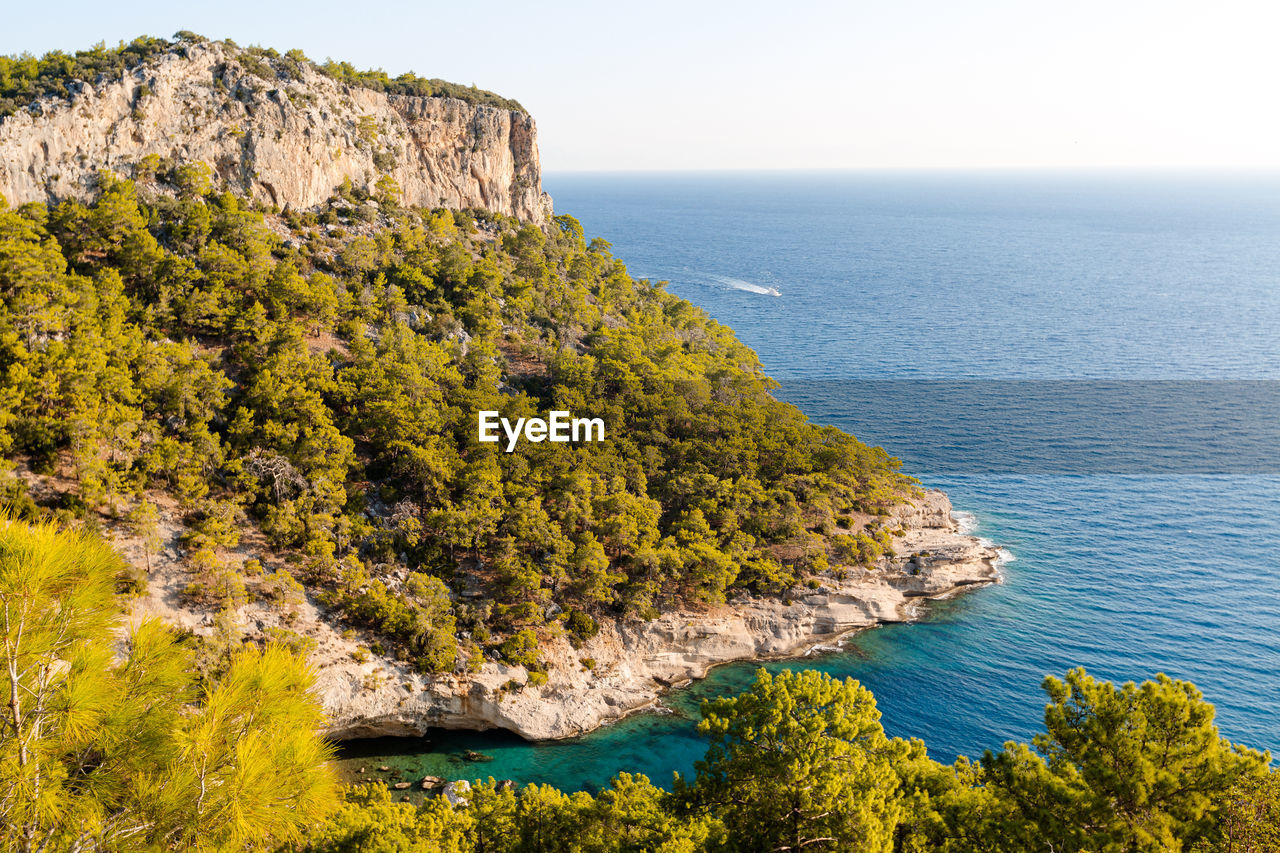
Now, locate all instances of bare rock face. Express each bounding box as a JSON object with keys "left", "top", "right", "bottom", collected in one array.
[{"left": 0, "top": 42, "right": 550, "bottom": 222}]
